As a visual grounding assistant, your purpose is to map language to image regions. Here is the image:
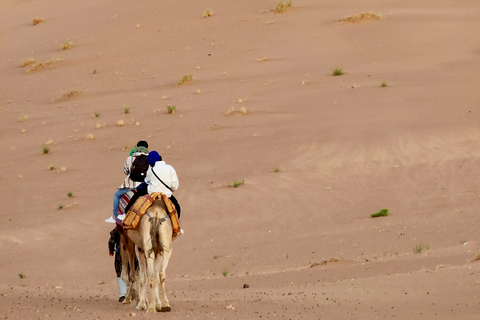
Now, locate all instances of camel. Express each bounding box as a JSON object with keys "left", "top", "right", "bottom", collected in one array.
[{"left": 120, "top": 199, "right": 173, "bottom": 312}]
